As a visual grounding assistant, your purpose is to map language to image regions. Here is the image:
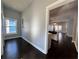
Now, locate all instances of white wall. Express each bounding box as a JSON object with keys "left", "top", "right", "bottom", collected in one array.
[{"left": 22, "top": 0, "right": 57, "bottom": 54}]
